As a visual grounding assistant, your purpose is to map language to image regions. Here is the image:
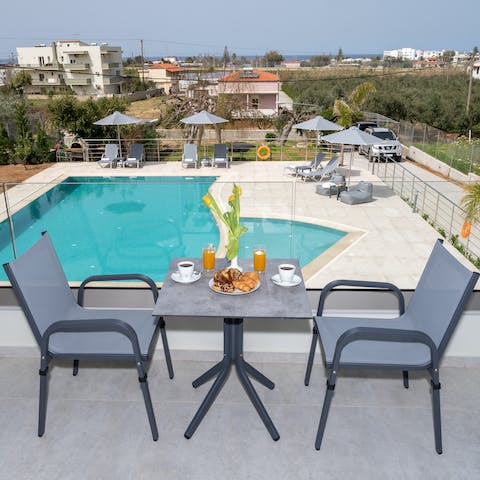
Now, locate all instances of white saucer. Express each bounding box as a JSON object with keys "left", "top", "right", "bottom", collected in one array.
[
  {"left": 171, "top": 271, "right": 201, "bottom": 284},
  {"left": 271, "top": 274, "right": 302, "bottom": 287}
]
